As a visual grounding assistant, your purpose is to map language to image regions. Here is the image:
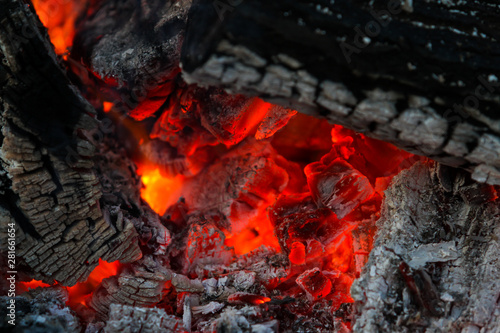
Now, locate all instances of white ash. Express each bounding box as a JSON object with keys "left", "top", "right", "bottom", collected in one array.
[{"left": 0, "top": 287, "right": 80, "bottom": 333}]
